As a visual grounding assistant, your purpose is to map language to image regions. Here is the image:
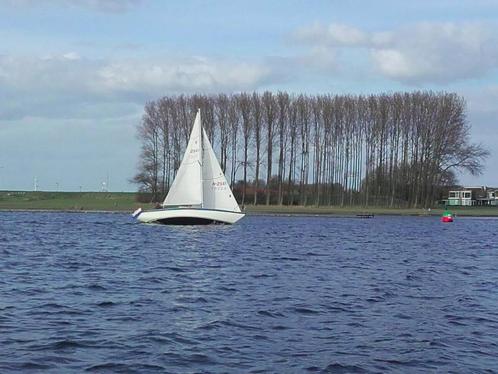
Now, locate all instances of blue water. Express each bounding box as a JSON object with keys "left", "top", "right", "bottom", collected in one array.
[{"left": 1, "top": 212, "right": 498, "bottom": 373}]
